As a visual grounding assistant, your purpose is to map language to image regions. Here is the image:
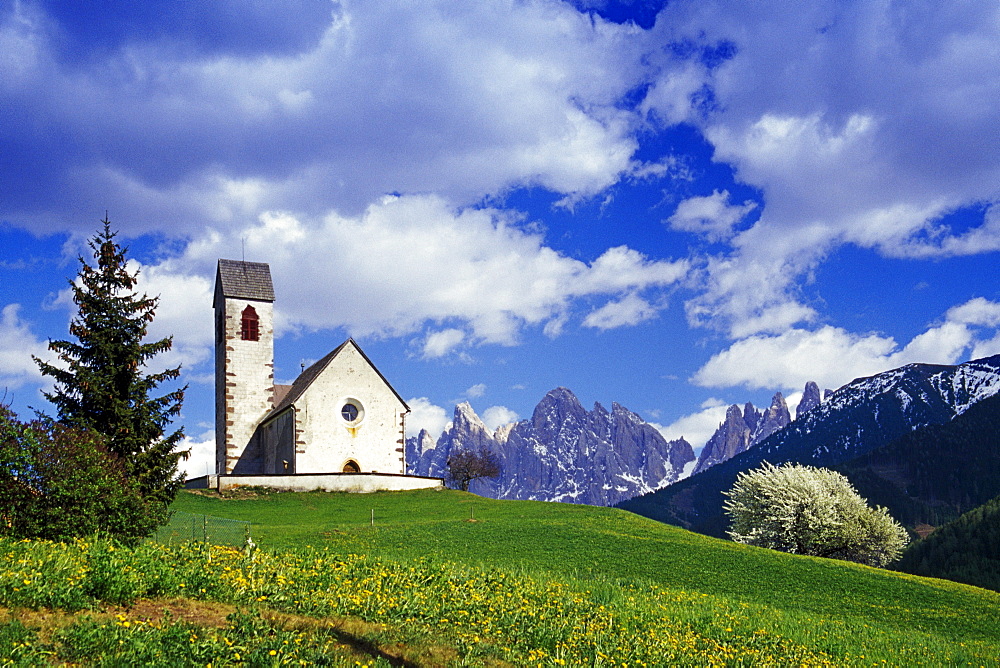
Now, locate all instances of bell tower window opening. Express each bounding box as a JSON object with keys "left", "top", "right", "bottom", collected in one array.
[{"left": 241, "top": 305, "right": 259, "bottom": 341}]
